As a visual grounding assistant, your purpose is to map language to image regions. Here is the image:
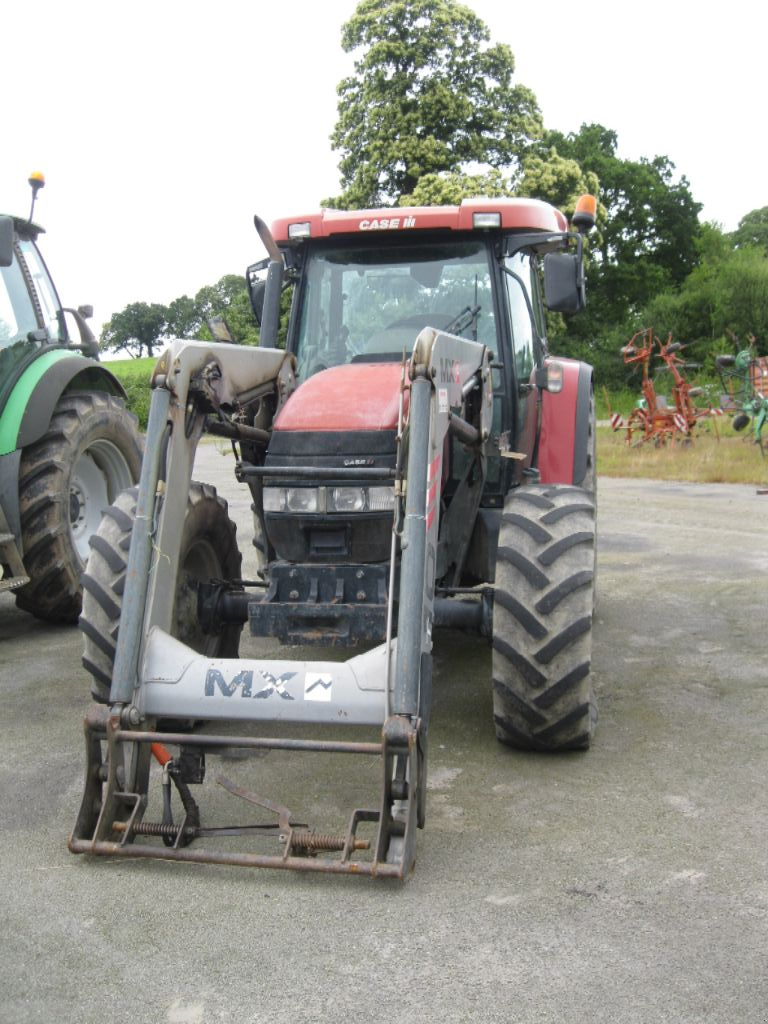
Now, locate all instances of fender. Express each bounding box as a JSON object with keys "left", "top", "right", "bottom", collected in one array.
[
  {"left": 537, "top": 358, "right": 593, "bottom": 486},
  {"left": 0, "top": 352, "right": 126, "bottom": 457}
]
